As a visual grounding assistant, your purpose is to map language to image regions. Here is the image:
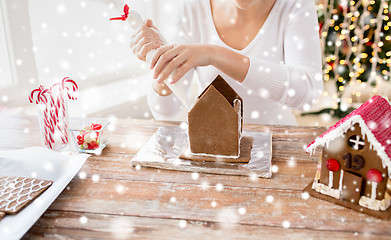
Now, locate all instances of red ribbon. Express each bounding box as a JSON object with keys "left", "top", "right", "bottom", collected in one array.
[{"left": 109, "top": 4, "right": 129, "bottom": 21}]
